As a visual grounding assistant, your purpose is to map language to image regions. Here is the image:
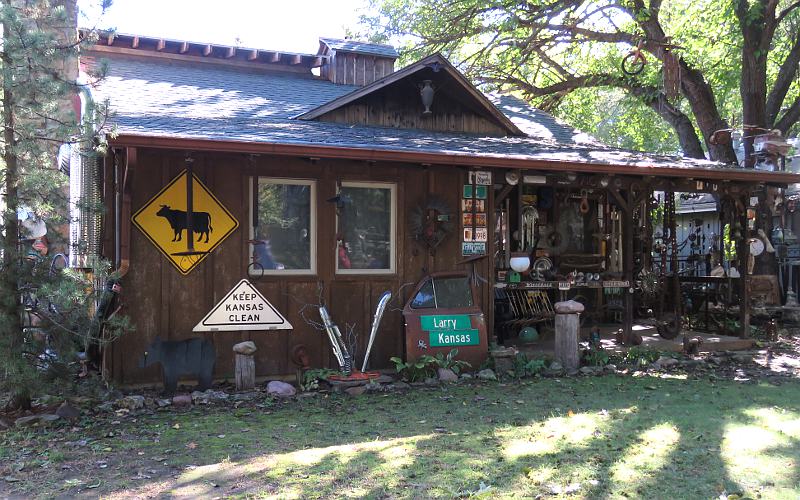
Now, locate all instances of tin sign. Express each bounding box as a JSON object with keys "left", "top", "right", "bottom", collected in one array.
[{"left": 420, "top": 314, "right": 479, "bottom": 347}]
